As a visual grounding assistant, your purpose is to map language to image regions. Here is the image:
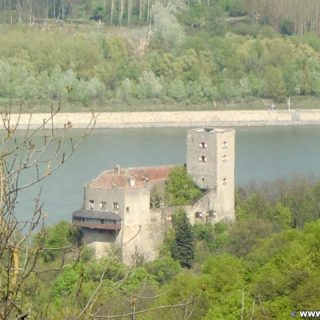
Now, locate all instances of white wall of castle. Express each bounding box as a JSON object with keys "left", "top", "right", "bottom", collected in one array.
[{"left": 215, "top": 130, "right": 235, "bottom": 221}]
